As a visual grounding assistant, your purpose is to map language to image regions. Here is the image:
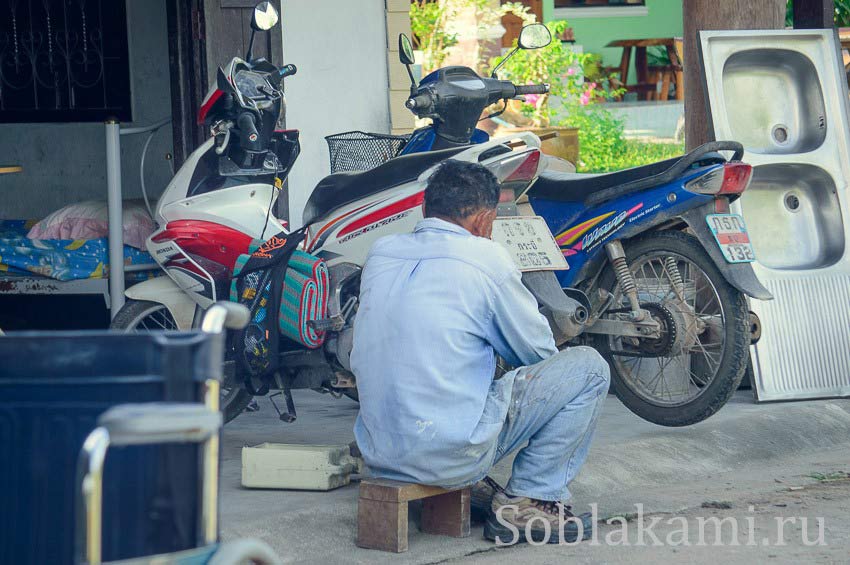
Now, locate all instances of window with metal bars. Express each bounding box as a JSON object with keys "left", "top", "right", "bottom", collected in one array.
[{"left": 0, "top": 0, "right": 132, "bottom": 123}]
